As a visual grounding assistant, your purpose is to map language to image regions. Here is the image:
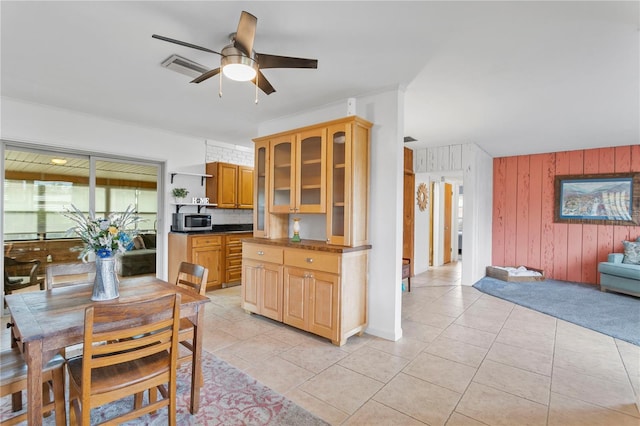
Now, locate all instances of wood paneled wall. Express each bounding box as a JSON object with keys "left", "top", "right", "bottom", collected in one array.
[{"left": 492, "top": 145, "right": 640, "bottom": 285}]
